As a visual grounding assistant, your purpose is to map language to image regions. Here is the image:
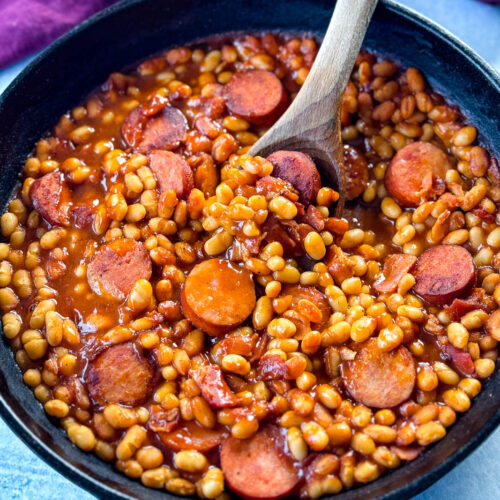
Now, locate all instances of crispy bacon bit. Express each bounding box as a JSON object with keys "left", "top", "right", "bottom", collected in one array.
[
  {"left": 213, "top": 333, "right": 258, "bottom": 361},
  {"left": 262, "top": 214, "right": 312, "bottom": 257},
  {"left": 147, "top": 404, "right": 180, "bottom": 433},
  {"left": 391, "top": 445, "right": 425, "bottom": 461},
  {"left": 189, "top": 365, "right": 238, "bottom": 408},
  {"left": 488, "top": 157, "right": 500, "bottom": 186},
  {"left": 256, "top": 175, "right": 299, "bottom": 202},
  {"left": 159, "top": 422, "right": 226, "bottom": 451},
  {"left": 472, "top": 207, "right": 495, "bottom": 223},
  {"left": 374, "top": 254, "right": 417, "bottom": 294},
  {"left": 258, "top": 354, "right": 287, "bottom": 380},
  {"left": 325, "top": 217, "right": 349, "bottom": 236},
  {"left": 445, "top": 288, "right": 490, "bottom": 321},
  {"left": 441, "top": 344, "right": 475, "bottom": 376},
  {"left": 142, "top": 94, "right": 169, "bottom": 116},
  {"left": 326, "top": 245, "right": 353, "bottom": 285},
  {"left": 298, "top": 205, "right": 325, "bottom": 231}
]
